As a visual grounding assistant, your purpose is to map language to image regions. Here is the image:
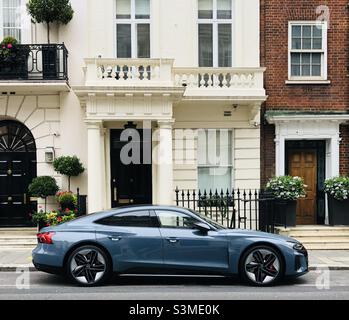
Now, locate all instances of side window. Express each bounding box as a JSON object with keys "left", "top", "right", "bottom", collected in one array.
[
  {"left": 96, "top": 210, "right": 156, "bottom": 227},
  {"left": 156, "top": 210, "right": 199, "bottom": 229}
]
